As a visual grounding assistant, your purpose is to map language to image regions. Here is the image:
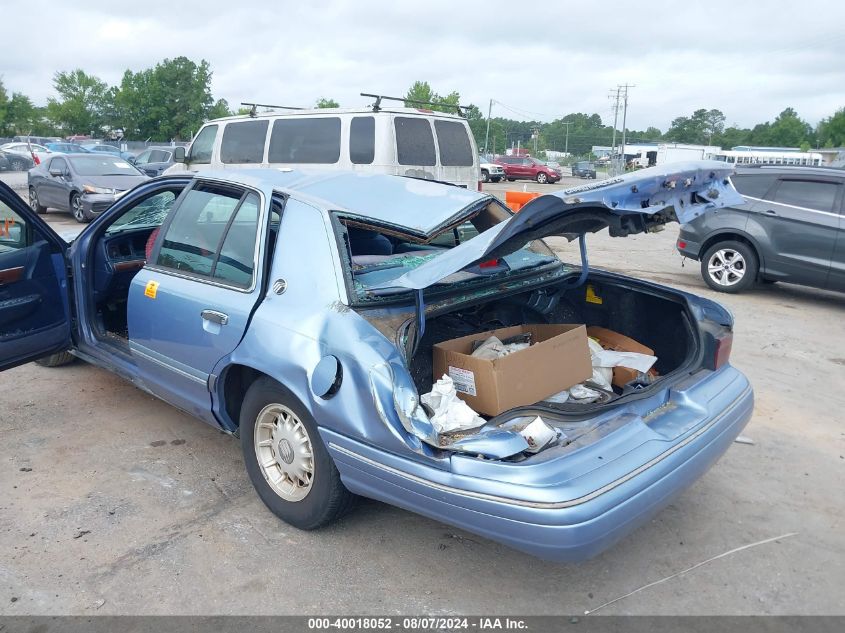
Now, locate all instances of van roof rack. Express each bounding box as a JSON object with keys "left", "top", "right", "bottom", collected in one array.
[
  {"left": 360, "top": 93, "right": 469, "bottom": 117},
  {"left": 240, "top": 102, "right": 305, "bottom": 117}
]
